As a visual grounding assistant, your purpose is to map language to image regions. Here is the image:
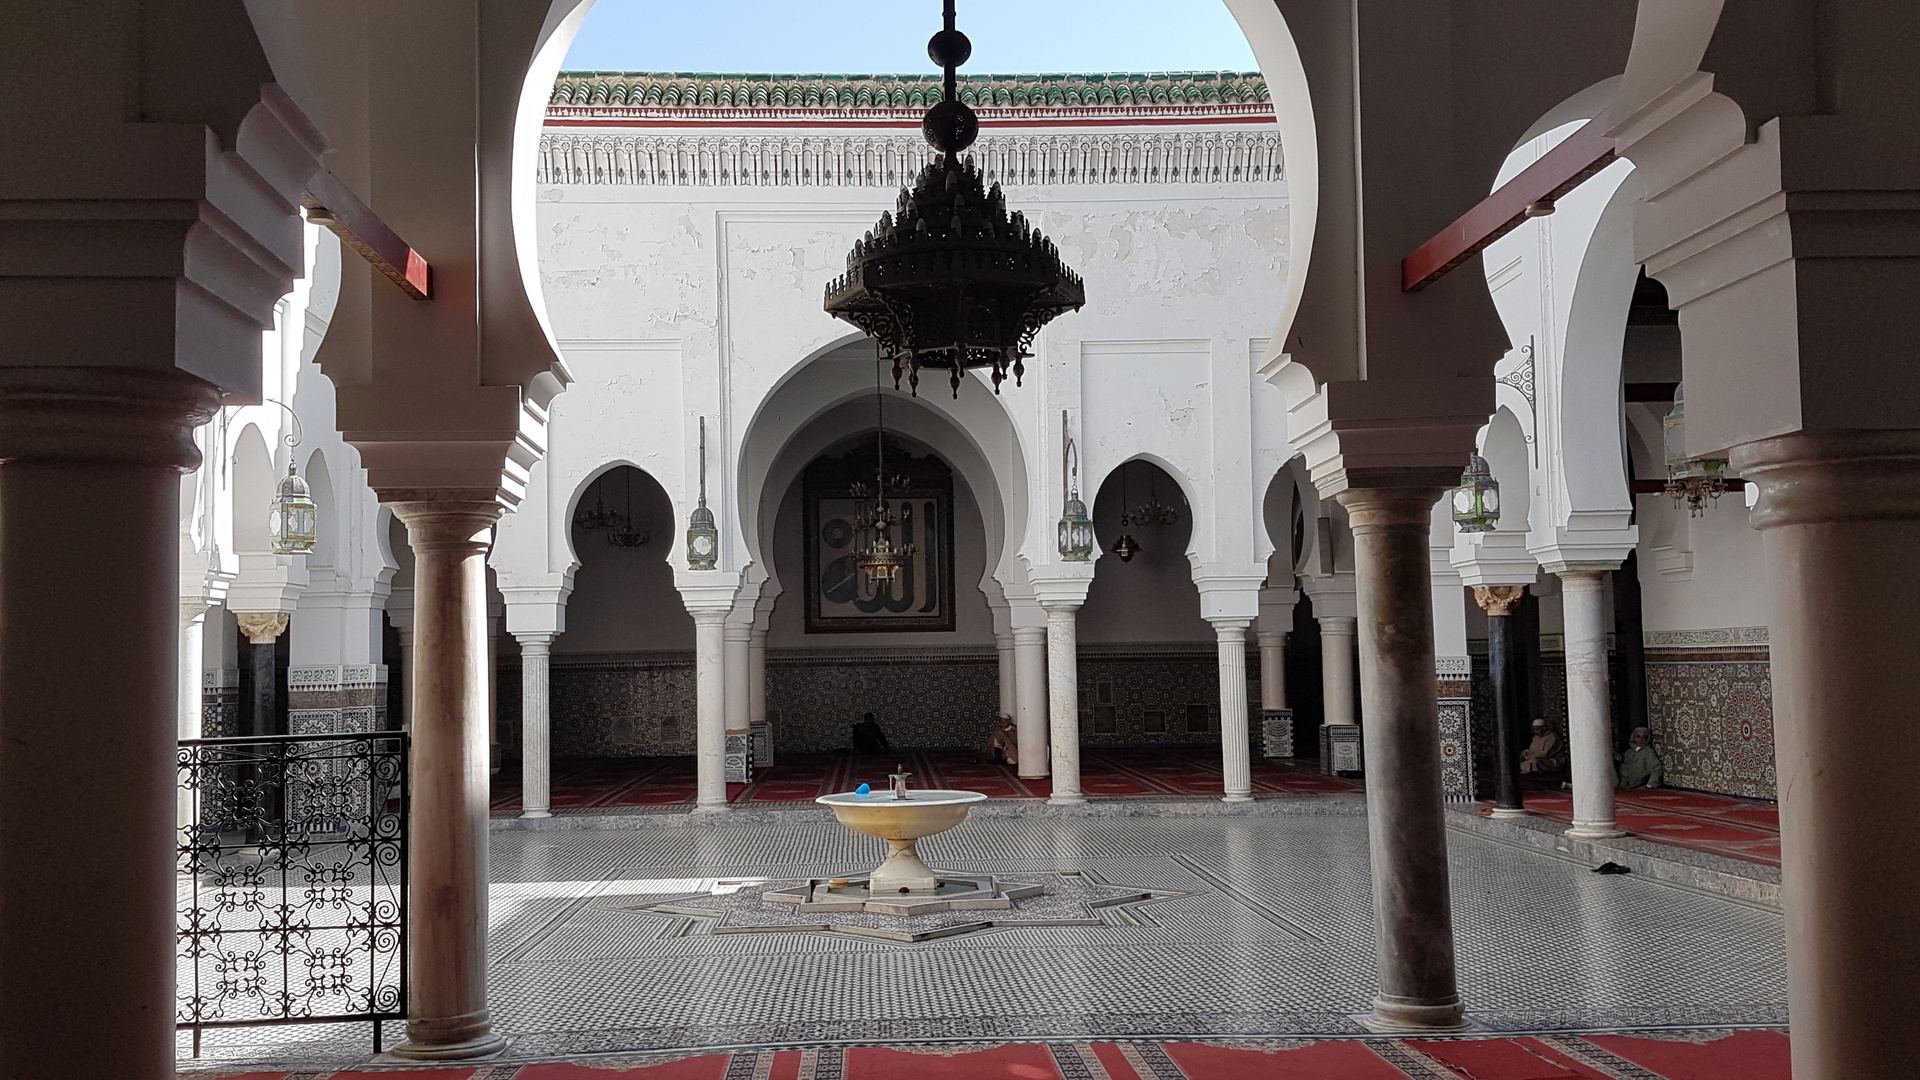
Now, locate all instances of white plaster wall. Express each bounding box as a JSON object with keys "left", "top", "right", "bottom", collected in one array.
[{"left": 515, "top": 131, "right": 1293, "bottom": 642}]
